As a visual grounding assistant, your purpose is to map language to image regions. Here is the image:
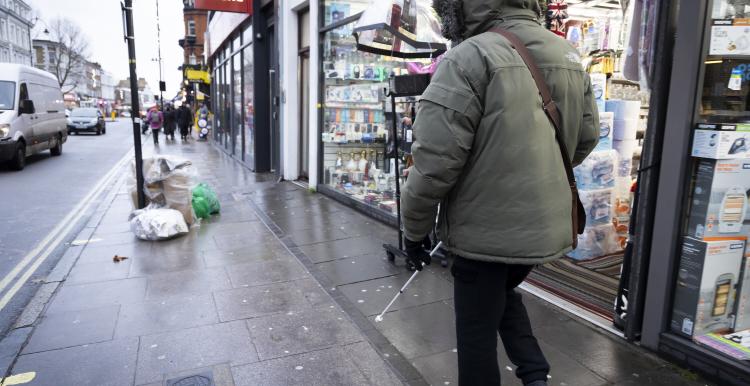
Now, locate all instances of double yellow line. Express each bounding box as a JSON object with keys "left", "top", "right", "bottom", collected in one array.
[{"left": 0, "top": 151, "right": 132, "bottom": 312}]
